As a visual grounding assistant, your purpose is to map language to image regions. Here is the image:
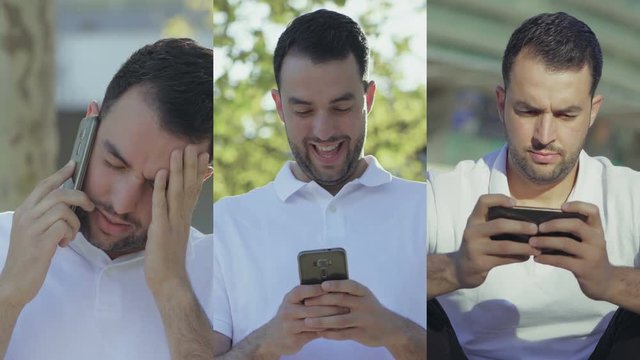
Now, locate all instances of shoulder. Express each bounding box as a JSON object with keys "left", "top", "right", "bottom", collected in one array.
[{"left": 428, "top": 150, "right": 498, "bottom": 195}]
